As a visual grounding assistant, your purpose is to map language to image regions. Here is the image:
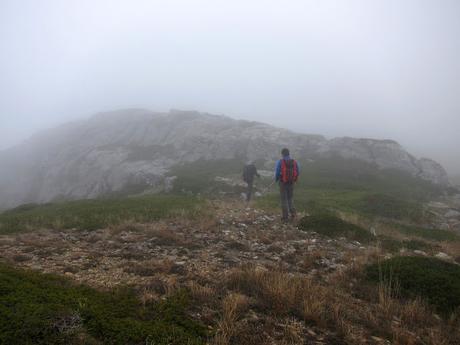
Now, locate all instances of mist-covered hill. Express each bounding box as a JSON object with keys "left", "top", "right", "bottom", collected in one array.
[{"left": 0, "top": 109, "right": 450, "bottom": 209}]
